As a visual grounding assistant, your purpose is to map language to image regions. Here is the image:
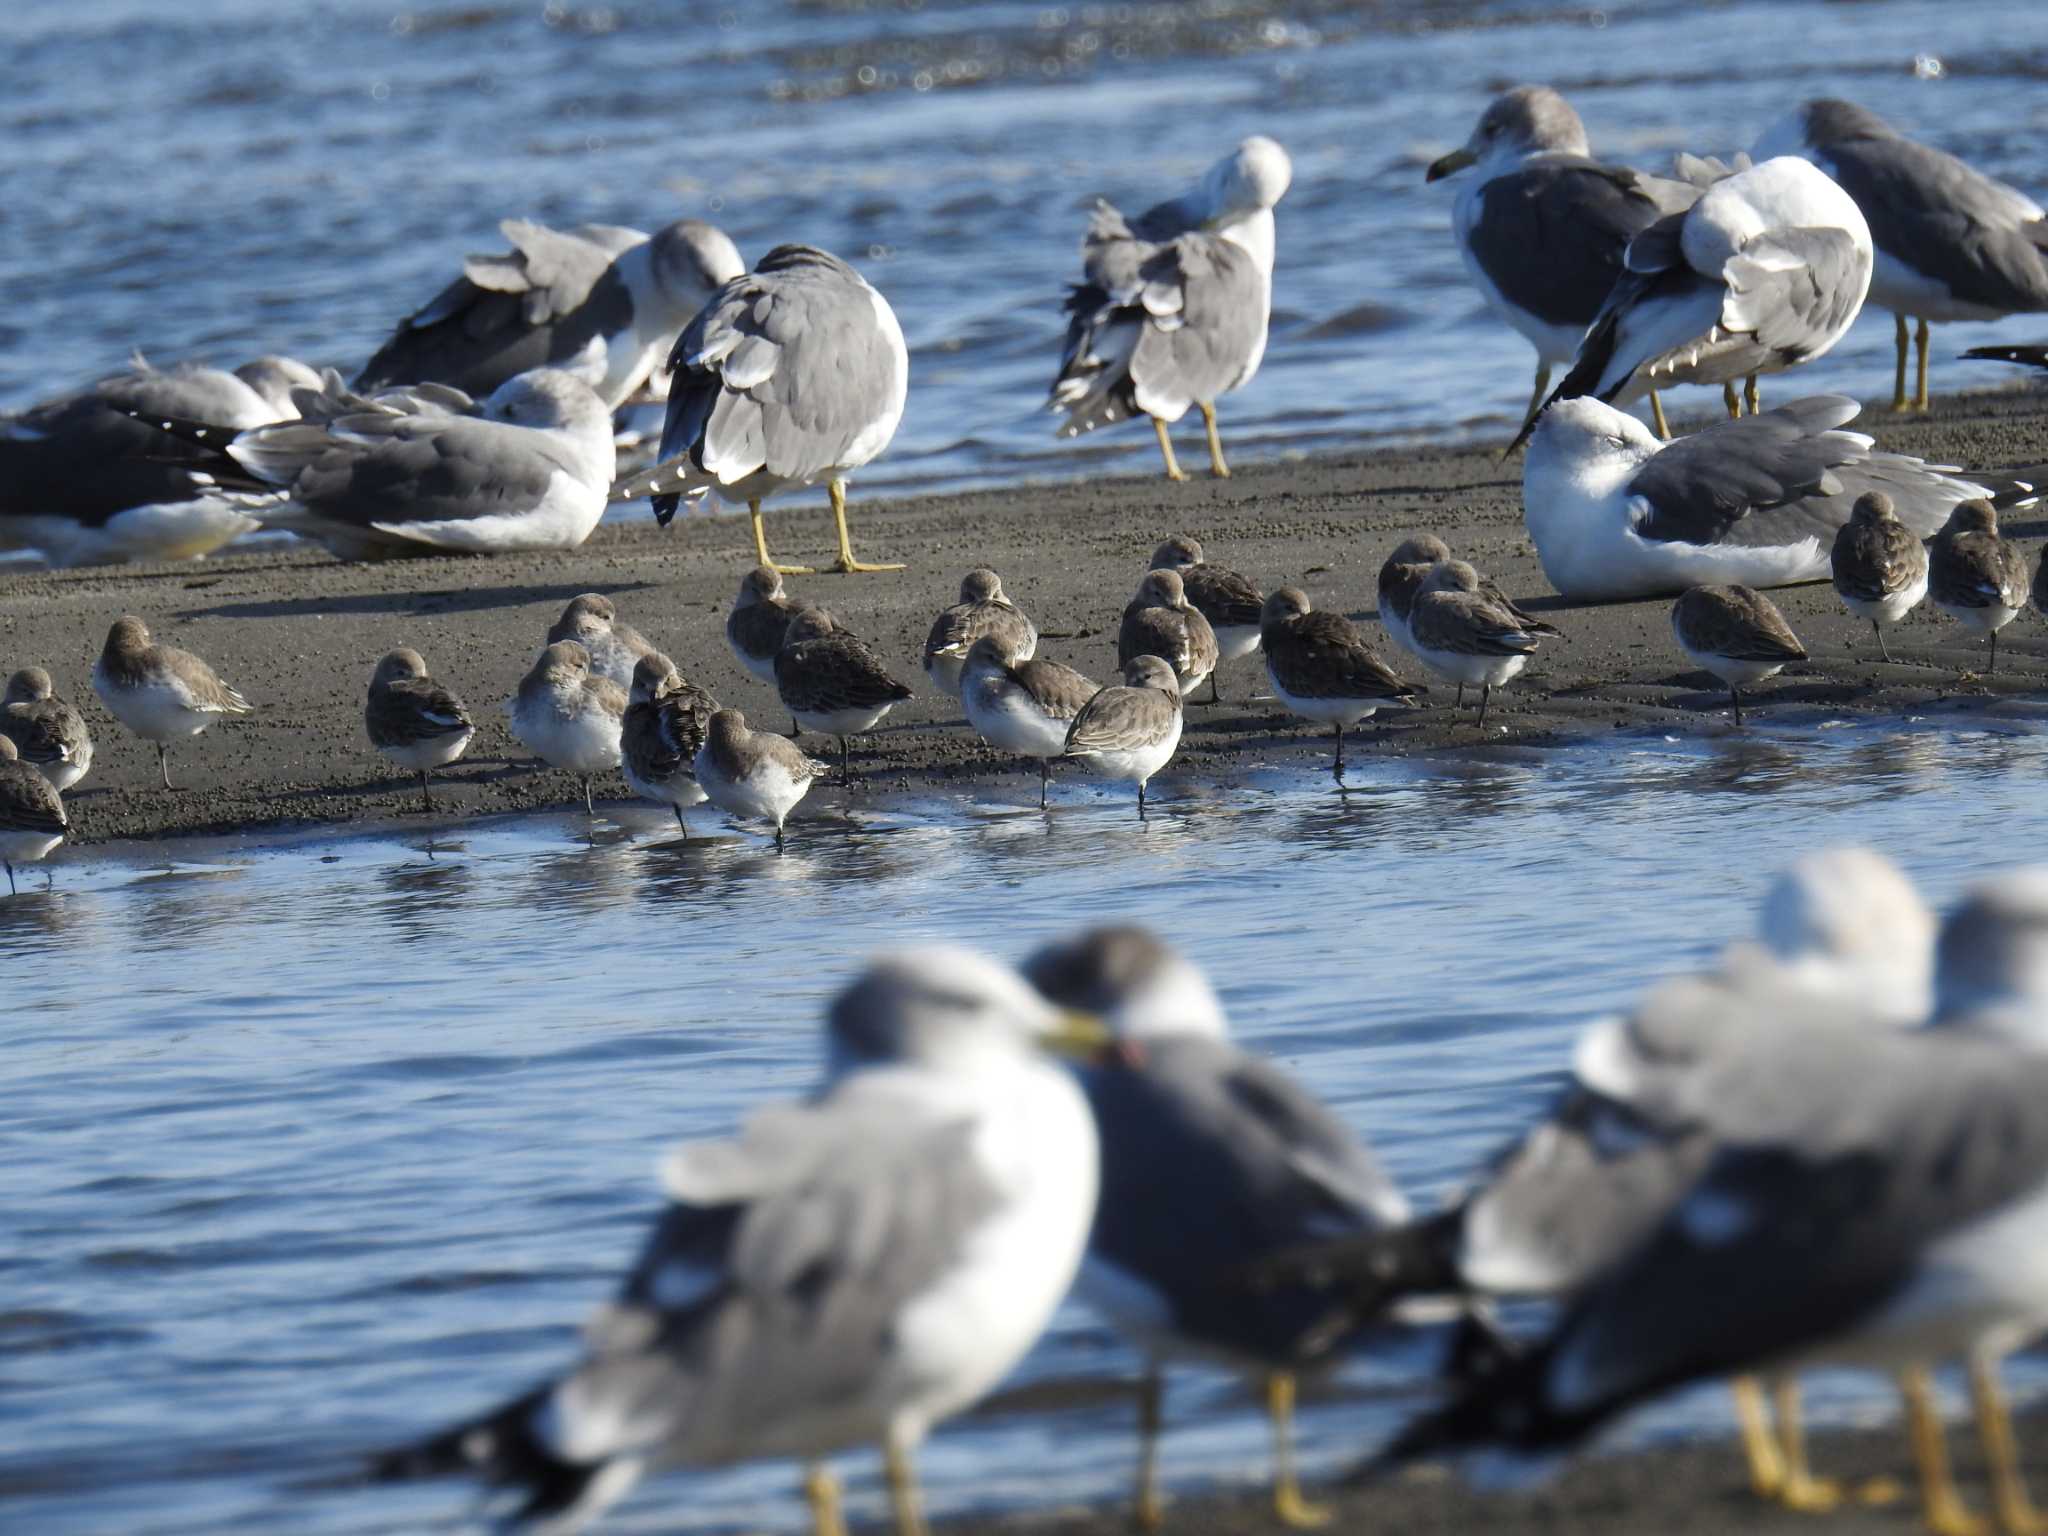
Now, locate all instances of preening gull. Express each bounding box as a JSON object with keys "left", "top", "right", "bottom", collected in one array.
[
  {"left": 371, "top": 948, "right": 1105, "bottom": 1536},
  {"left": 1517, "top": 156, "right": 1873, "bottom": 447},
  {"left": 0, "top": 354, "right": 319, "bottom": 566},
  {"left": 131, "top": 367, "right": 617, "bottom": 561},
  {"left": 1755, "top": 99, "right": 2048, "bottom": 412},
  {"left": 355, "top": 217, "right": 746, "bottom": 409},
  {"left": 612, "top": 244, "right": 909, "bottom": 575},
  {"left": 1521, "top": 393, "right": 1993, "bottom": 600},
  {"left": 1373, "top": 869, "right": 2048, "bottom": 1536},
  {"left": 1051, "top": 137, "right": 1292, "bottom": 481},
  {"left": 1023, "top": 926, "right": 1411, "bottom": 1530},
  {"left": 1426, "top": 86, "right": 1699, "bottom": 437}
]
